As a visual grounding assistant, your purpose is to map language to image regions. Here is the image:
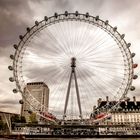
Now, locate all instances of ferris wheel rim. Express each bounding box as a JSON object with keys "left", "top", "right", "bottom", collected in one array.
[{"left": 9, "top": 11, "right": 137, "bottom": 120}]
